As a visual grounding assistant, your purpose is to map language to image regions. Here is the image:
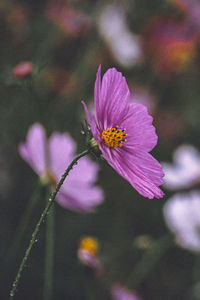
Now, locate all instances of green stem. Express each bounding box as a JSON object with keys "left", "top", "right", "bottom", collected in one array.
[
  {"left": 5, "top": 182, "right": 41, "bottom": 266},
  {"left": 127, "top": 234, "right": 173, "bottom": 288},
  {"left": 43, "top": 198, "right": 54, "bottom": 300},
  {"left": 9, "top": 149, "right": 90, "bottom": 299}
]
